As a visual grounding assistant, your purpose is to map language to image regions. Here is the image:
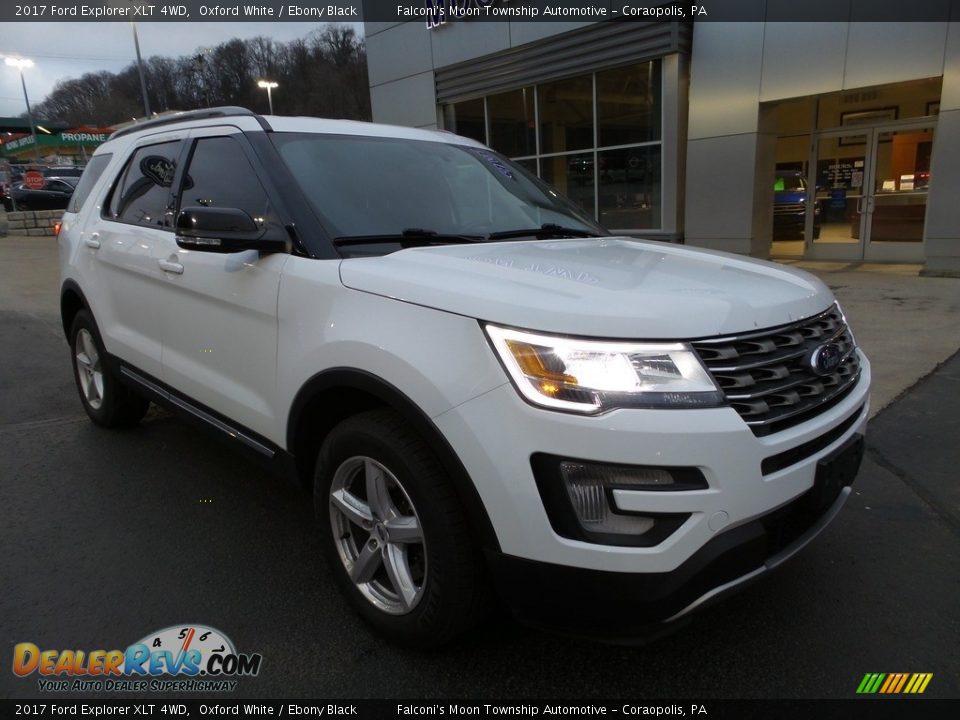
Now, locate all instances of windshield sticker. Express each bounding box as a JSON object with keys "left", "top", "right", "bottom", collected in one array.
[{"left": 472, "top": 150, "right": 514, "bottom": 179}]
